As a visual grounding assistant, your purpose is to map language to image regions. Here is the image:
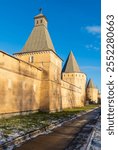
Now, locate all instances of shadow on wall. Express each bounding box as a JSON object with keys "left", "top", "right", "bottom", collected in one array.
[
  {"left": 68, "top": 91, "right": 76, "bottom": 108},
  {"left": 16, "top": 79, "right": 40, "bottom": 114},
  {"left": 0, "top": 74, "right": 40, "bottom": 115}
]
